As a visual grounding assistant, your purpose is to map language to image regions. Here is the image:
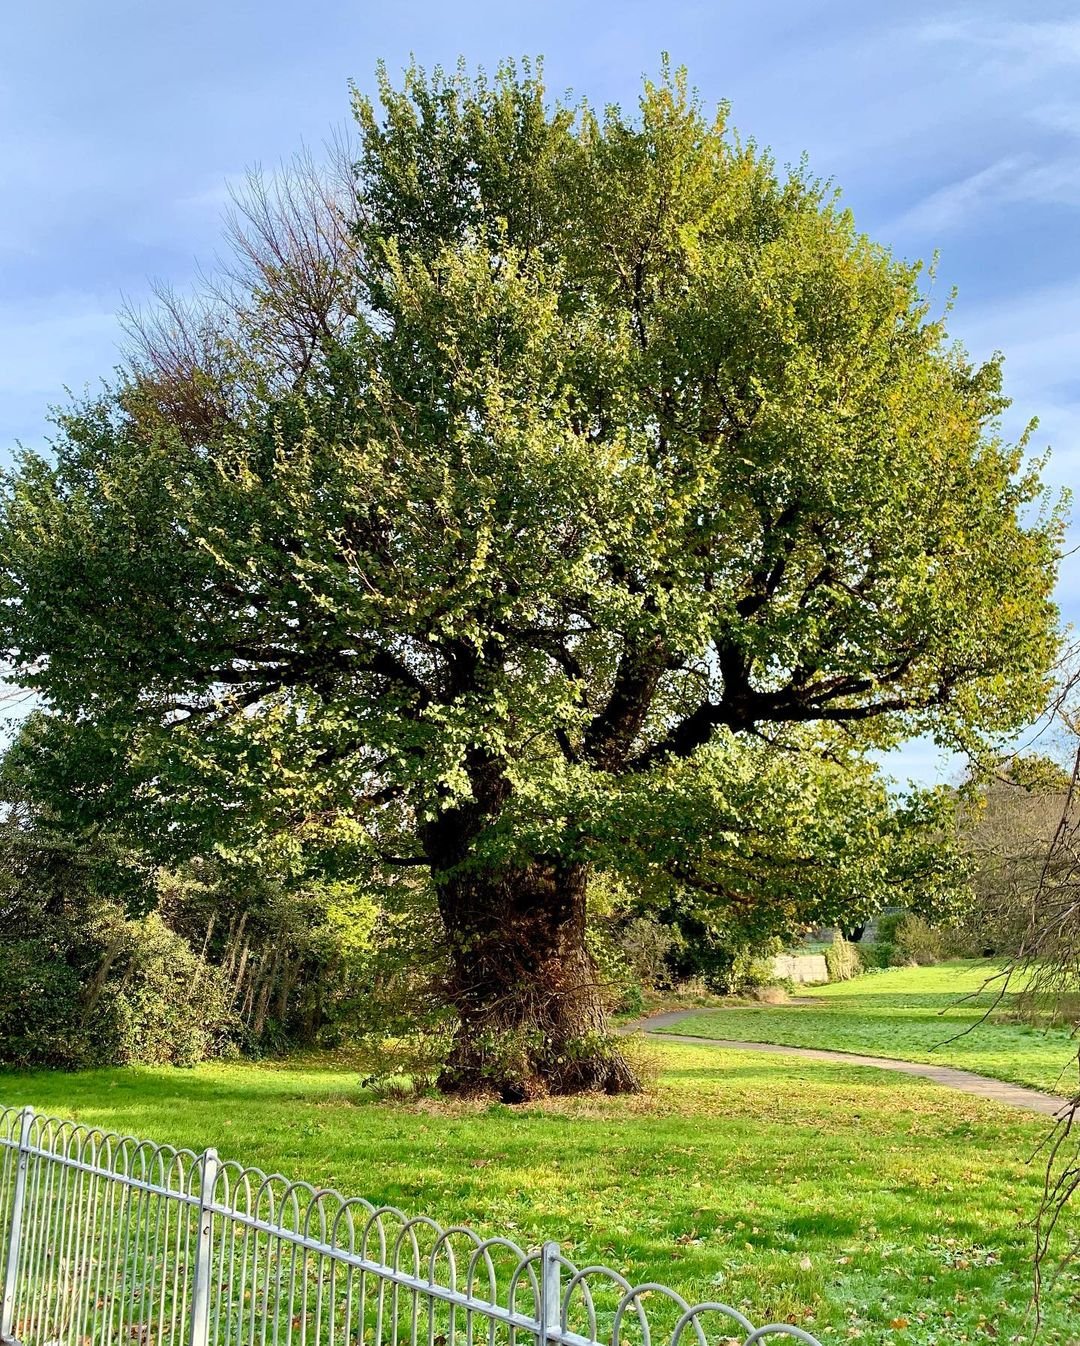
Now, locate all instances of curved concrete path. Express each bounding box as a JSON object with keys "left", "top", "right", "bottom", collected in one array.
[{"left": 623, "top": 1010, "right": 1072, "bottom": 1117}]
